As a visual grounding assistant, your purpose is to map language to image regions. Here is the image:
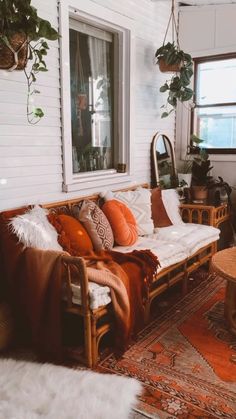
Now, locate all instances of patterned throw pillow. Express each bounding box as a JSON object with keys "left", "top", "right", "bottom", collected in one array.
[
  {"left": 102, "top": 187, "right": 154, "bottom": 236},
  {"left": 73, "top": 200, "right": 114, "bottom": 251},
  {"left": 102, "top": 199, "right": 138, "bottom": 246}
]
